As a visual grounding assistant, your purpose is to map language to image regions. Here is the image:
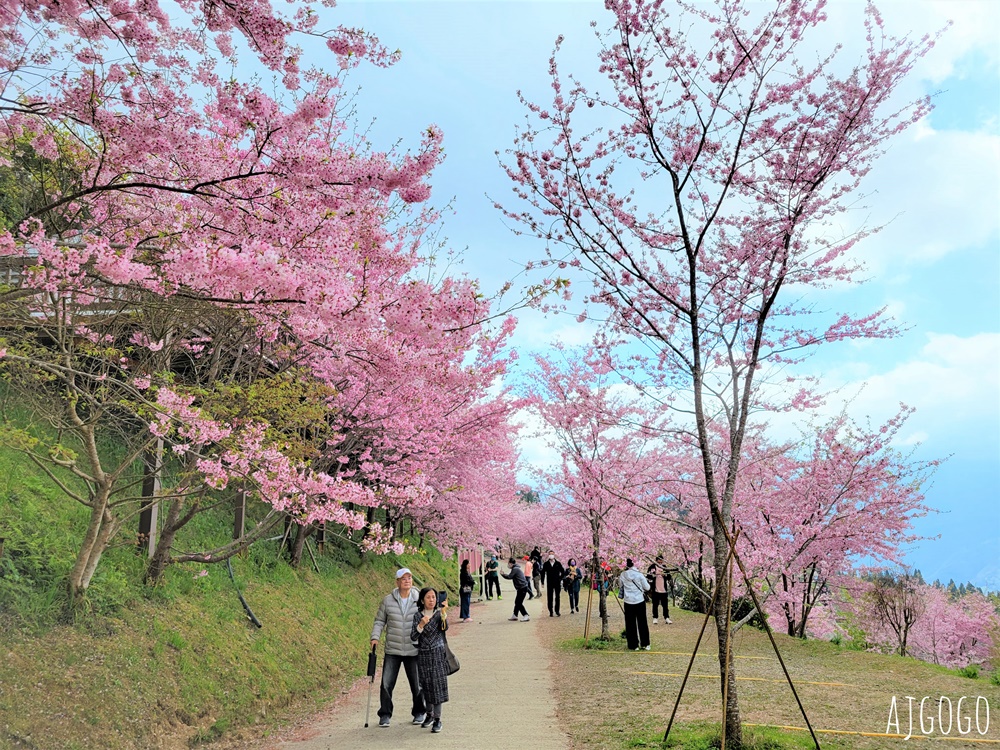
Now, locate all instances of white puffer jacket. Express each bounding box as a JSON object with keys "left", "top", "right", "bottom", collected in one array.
[{"left": 370, "top": 588, "right": 420, "bottom": 656}]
